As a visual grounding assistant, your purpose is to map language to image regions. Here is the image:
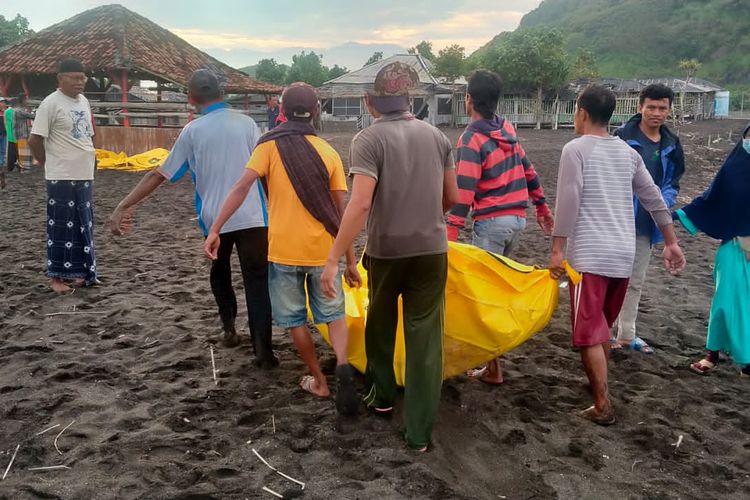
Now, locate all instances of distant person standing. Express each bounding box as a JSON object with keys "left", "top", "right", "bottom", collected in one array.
[
  {"left": 4, "top": 97, "right": 18, "bottom": 171},
  {"left": 28, "top": 58, "right": 97, "bottom": 293},
  {"left": 613, "top": 84, "right": 685, "bottom": 354},
  {"left": 13, "top": 94, "right": 36, "bottom": 172},
  {"left": 266, "top": 95, "right": 280, "bottom": 130},
  {"left": 0, "top": 97, "right": 6, "bottom": 188}
]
